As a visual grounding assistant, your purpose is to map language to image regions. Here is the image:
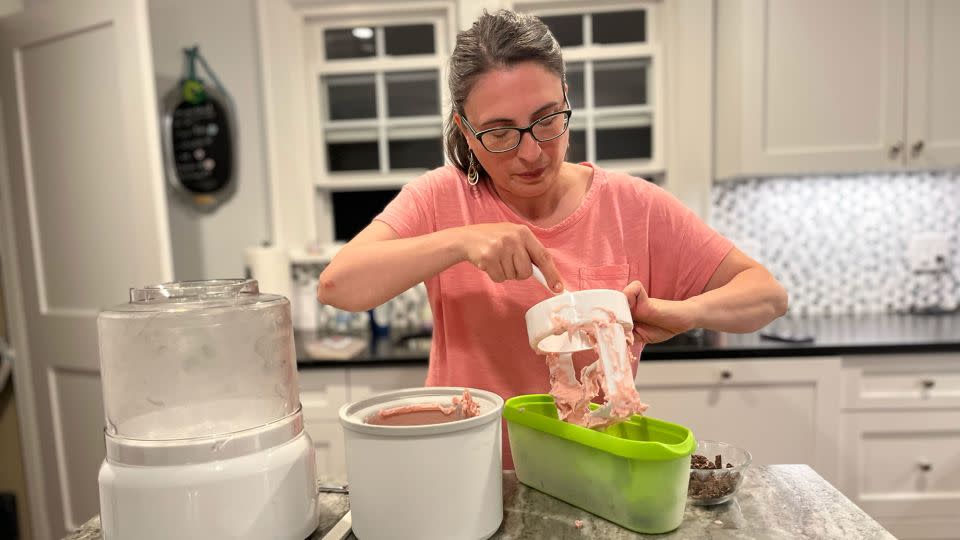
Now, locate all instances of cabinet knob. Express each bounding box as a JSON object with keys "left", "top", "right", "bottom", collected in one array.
[
  {"left": 921, "top": 379, "right": 935, "bottom": 389},
  {"left": 911, "top": 140, "right": 925, "bottom": 157},
  {"left": 918, "top": 461, "right": 932, "bottom": 472},
  {"left": 720, "top": 370, "right": 732, "bottom": 380},
  {"left": 889, "top": 141, "right": 903, "bottom": 159}
]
